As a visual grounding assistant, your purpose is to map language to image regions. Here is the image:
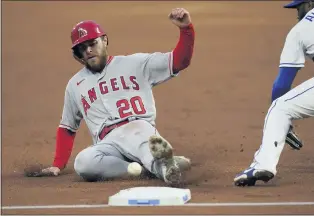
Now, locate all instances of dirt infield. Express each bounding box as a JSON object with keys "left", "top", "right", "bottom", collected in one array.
[{"left": 2, "top": 1, "right": 314, "bottom": 214}]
